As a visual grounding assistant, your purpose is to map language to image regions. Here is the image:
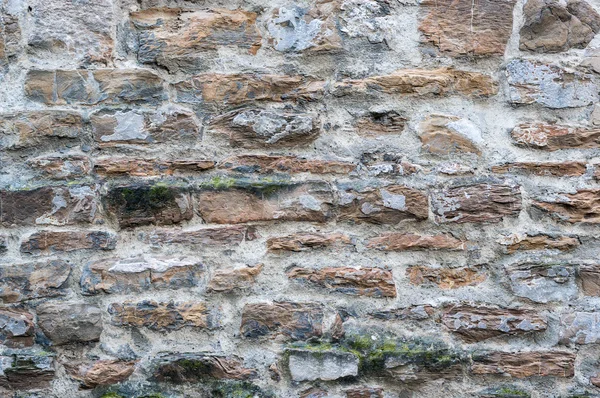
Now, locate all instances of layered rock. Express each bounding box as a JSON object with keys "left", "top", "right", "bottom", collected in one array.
[
  {"left": 367, "top": 233, "right": 465, "bottom": 251},
  {"left": 0, "top": 111, "right": 83, "bottom": 149},
  {"left": 20, "top": 230, "right": 117, "bottom": 254},
  {"left": 28, "top": 155, "right": 92, "bottom": 179},
  {"left": 65, "top": 359, "right": 136, "bottom": 389},
  {"left": 141, "top": 225, "right": 256, "bottom": 247},
  {"left": 0, "top": 354, "right": 55, "bottom": 390},
  {"left": 355, "top": 111, "right": 406, "bottom": 137},
  {"left": 240, "top": 302, "right": 323, "bottom": 340},
  {"left": 37, "top": 303, "right": 103, "bottom": 345},
  {"left": 471, "top": 351, "right": 575, "bottom": 378},
  {"left": 267, "top": 232, "right": 353, "bottom": 252},
  {"left": 510, "top": 123, "right": 600, "bottom": 150},
  {"left": 407, "top": 266, "right": 486, "bottom": 289},
  {"left": 219, "top": 155, "right": 356, "bottom": 174},
  {"left": 152, "top": 353, "right": 257, "bottom": 383},
  {"left": 532, "top": 189, "right": 600, "bottom": 223},
  {"left": 560, "top": 312, "right": 600, "bottom": 344},
  {"left": 94, "top": 158, "right": 215, "bottom": 176},
  {"left": 504, "top": 262, "right": 577, "bottom": 303},
  {"left": 491, "top": 162, "right": 587, "bottom": 177},
  {"left": 418, "top": 115, "right": 482, "bottom": 156},
  {"left": 498, "top": 233, "right": 580, "bottom": 253},
  {"left": 207, "top": 264, "right": 263, "bottom": 292},
  {"left": 109, "top": 301, "right": 217, "bottom": 331},
  {"left": 0, "top": 260, "right": 71, "bottom": 303},
  {"left": 0, "top": 309, "right": 35, "bottom": 348}
]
